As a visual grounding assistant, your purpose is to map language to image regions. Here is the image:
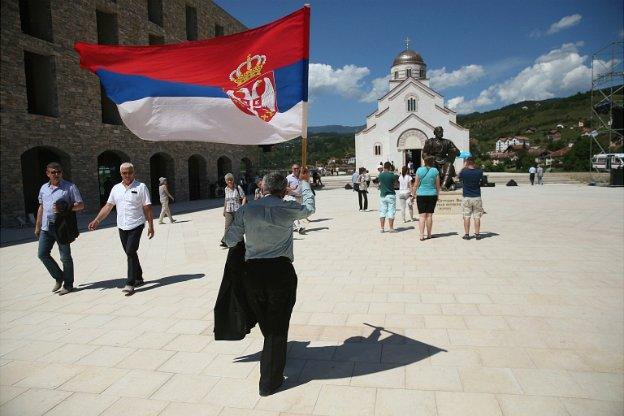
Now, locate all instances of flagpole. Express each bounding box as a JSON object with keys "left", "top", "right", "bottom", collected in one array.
[{"left": 301, "top": 4, "right": 310, "bottom": 168}]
